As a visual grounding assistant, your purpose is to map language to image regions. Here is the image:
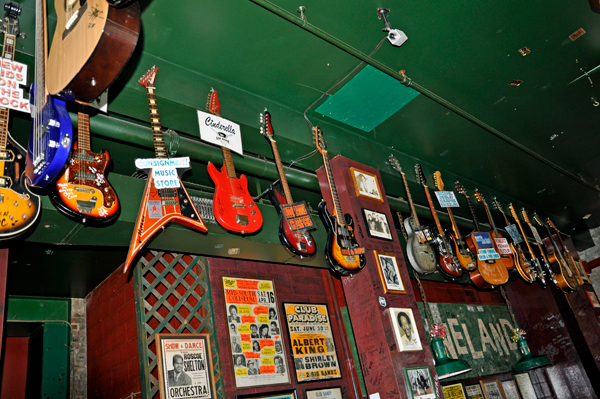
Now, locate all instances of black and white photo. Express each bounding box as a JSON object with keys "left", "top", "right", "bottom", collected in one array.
[
  {"left": 363, "top": 208, "right": 393, "bottom": 240},
  {"left": 350, "top": 167, "right": 383, "bottom": 202},
  {"left": 389, "top": 307, "right": 423, "bottom": 351},
  {"left": 374, "top": 251, "right": 405, "bottom": 294},
  {"left": 403, "top": 366, "right": 437, "bottom": 399}
]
